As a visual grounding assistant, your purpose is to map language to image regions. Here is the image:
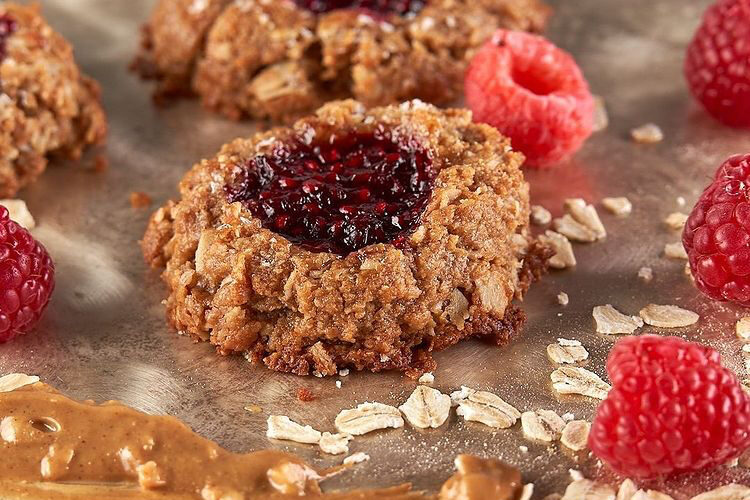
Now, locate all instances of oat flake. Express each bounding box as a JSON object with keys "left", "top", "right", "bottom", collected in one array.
[
  {"left": 266, "top": 416, "right": 321, "bottom": 444},
  {"left": 399, "top": 386, "right": 451, "bottom": 429},
  {"left": 540, "top": 230, "right": 577, "bottom": 269},
  {"left": 690, "top": 484, "right": 750, "bottom": 500},
  {"left": 664, "top": 242, "right": 688, "bottom": 260},
  {"left": 639, "top": 304, "right": 699, "bottom": 328},
  {"left": 532, "top": 205, "right": 552, "bottom": 225},
  {"left": 521, "top": 409, "right": 566, "bottom": 442},
  {"left": 564, "top": 198, "right": 607, "bottom": 240},
  {"left": 638, "top": 267, "right": 654, "bottom": 282},
  {"left": 631, "top": 491, "right": 674, "bottom": 500},
  {"left": 343, "top": 452, "right": 370, "bottom": 466},
  {"left": 554, "top": 214, "right": 598, "bottom": 242},
  {"left": 561, "top": 420, "right": 590, "bottom": 451},
  {"left": 0, "top": 373, "right": 39, "bottom": 393},
  {"left": 335, "top": 402, "right": 404, "bottom": 436},
  {"left": 521, "top": 484, "right": 535, "bottom": 500},
  {"left": 558, "top": 292, "right": 570, "bottom": 306},
  {"left": 562, "top": 479, "right": 616, "bottom": 500},
  {"left": 593, "top": 304, "right": 644, "bottom": 335},
  {"left": 450, "top": 386, "right": 521, "bottom": 429},
  {"left": 319, "top": 432, "right": 352, "bottom": 455},
  {"left": 737, "top": 317, "right": 750, "bottom": 341},
  {"left": 0, "top": 199, "right": 35, "bottom": 229},
  {"left": 551, "top": 366, "right": 611, "bottom": 400},
  {"left": 617, "top": 480, "right": 638, "bottom": 500},
  {"left": 547, "top": 339, "right": 589, "bottom": 365},
  {"left": 602, "top": 197, "right": 632, "bottom": 216},
  {"left": 418, "top": 372, "right": 435, "bottom": 384},
  {"left": 631, "top": 123, "right": 664, "bottom": 144},
  {"left": 664, "top": 212, "right": 688, "bottom": 230}
]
